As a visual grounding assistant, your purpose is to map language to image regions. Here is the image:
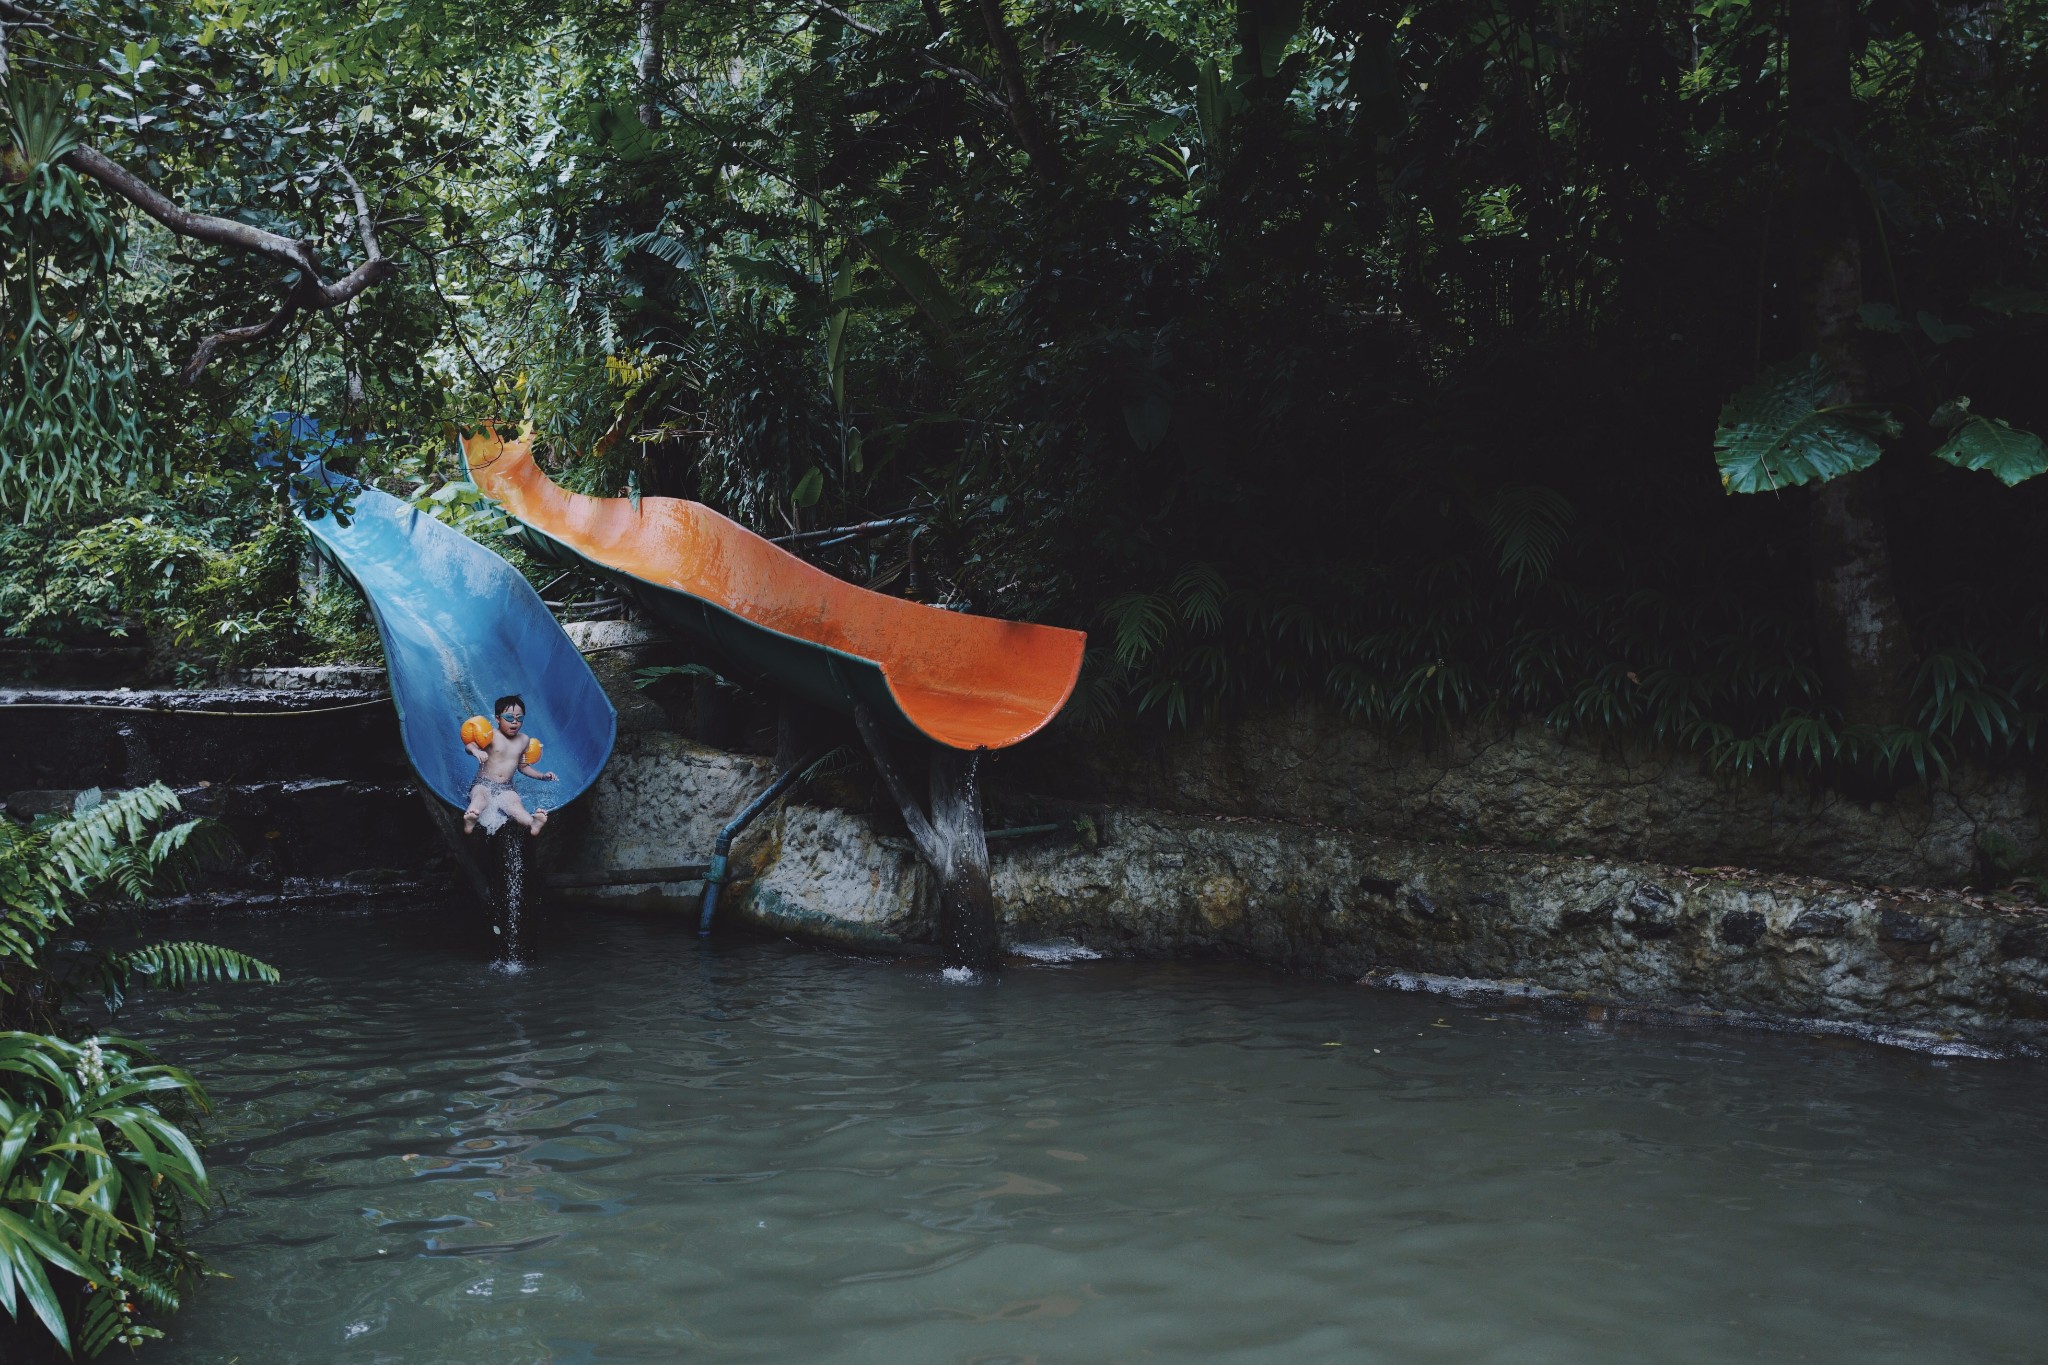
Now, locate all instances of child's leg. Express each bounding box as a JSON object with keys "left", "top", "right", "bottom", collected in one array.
[
  {"left": 462, "top": 786, "right": 489, "bottom": 834},
  {"left": 502, "top": 791, "right": 548, "bottom": 835}
]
